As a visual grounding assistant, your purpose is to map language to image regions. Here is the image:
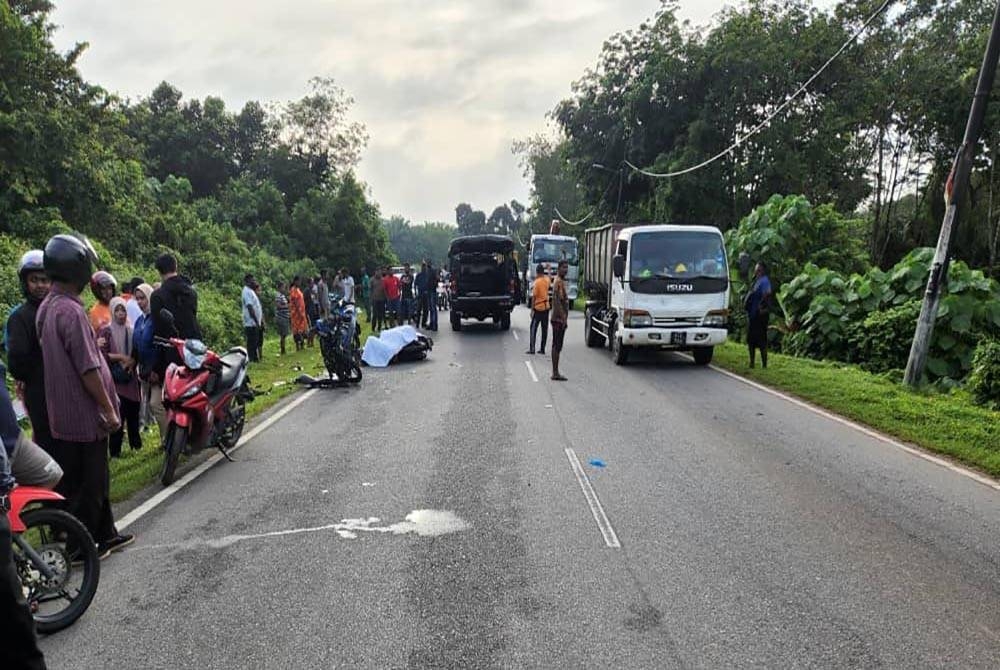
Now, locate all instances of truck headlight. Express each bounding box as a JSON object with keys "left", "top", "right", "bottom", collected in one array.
[
  {"left": 624, "top": 309, "right": 653, "bottom": 328},
  {"left": 702, "top": 310, "right": 729, "bottom": 328}
]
